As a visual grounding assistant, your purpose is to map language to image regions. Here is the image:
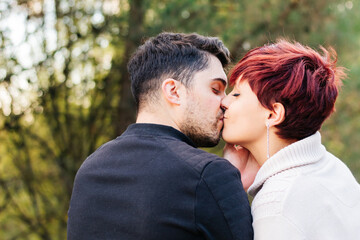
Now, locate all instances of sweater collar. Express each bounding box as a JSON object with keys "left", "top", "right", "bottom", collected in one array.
[
  {"left": 121, "top": 123, "right": 196, "bottom": 148},
  {"left": 248, "top": 131, "right": 326, "bottom": 197}
]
